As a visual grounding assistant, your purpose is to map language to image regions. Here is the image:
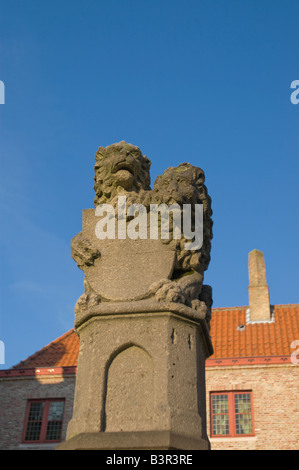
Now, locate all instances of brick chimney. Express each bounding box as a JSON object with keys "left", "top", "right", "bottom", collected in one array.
[{"left": 248, "top": 249, "right": 271, "bottom": 322}]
